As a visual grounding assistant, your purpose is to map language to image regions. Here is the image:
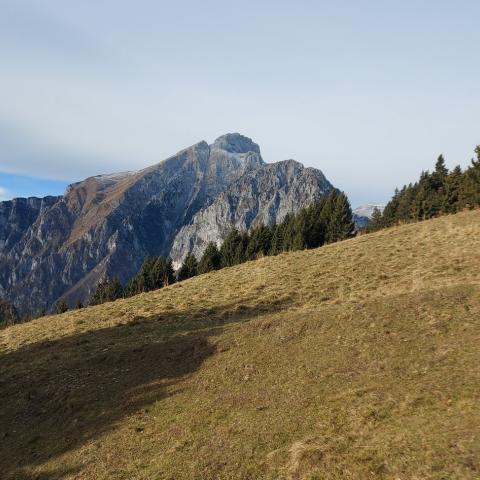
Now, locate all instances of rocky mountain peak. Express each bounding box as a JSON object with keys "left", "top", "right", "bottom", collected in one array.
[{"left": 211, "top": 133, "right": 261, "bottom": 155}]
